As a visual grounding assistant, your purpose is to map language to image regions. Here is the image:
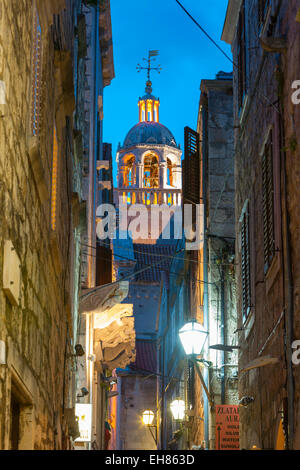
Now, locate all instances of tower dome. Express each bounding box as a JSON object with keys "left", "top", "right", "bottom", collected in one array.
[{"left": 123, "top": 121, "right": 177, "bottom": 148}]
